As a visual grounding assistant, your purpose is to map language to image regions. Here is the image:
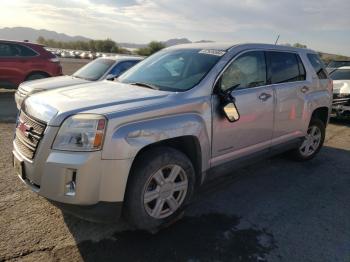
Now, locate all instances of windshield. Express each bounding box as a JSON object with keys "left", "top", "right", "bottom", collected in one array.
[
  {"left": 327, "top": 61, "right": 350, "bottom": 68},
  {"left": 73, "top": 58, "right": 115, "bottom": 81},
  {"left": 330, "top": 69, "right": 350, "bottom": 80},
  {"left": 118, "top": 49, "right": 224, "bottom": 91}
]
